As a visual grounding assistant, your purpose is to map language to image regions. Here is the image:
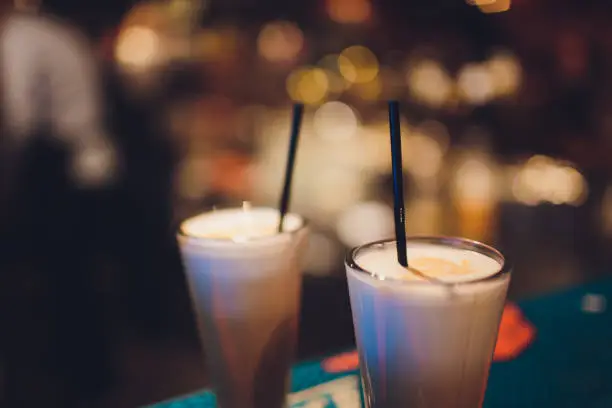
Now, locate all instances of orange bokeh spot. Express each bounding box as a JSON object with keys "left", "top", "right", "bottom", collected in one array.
[
  {"left": 493, "top": 302, "right": 536, "bottom": 361},
  {"left": 323, "top": 350, "right": 360, "bottom": 373},
  {"left": 326, "top": 0, "right": 372, "bottom": 24}
]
